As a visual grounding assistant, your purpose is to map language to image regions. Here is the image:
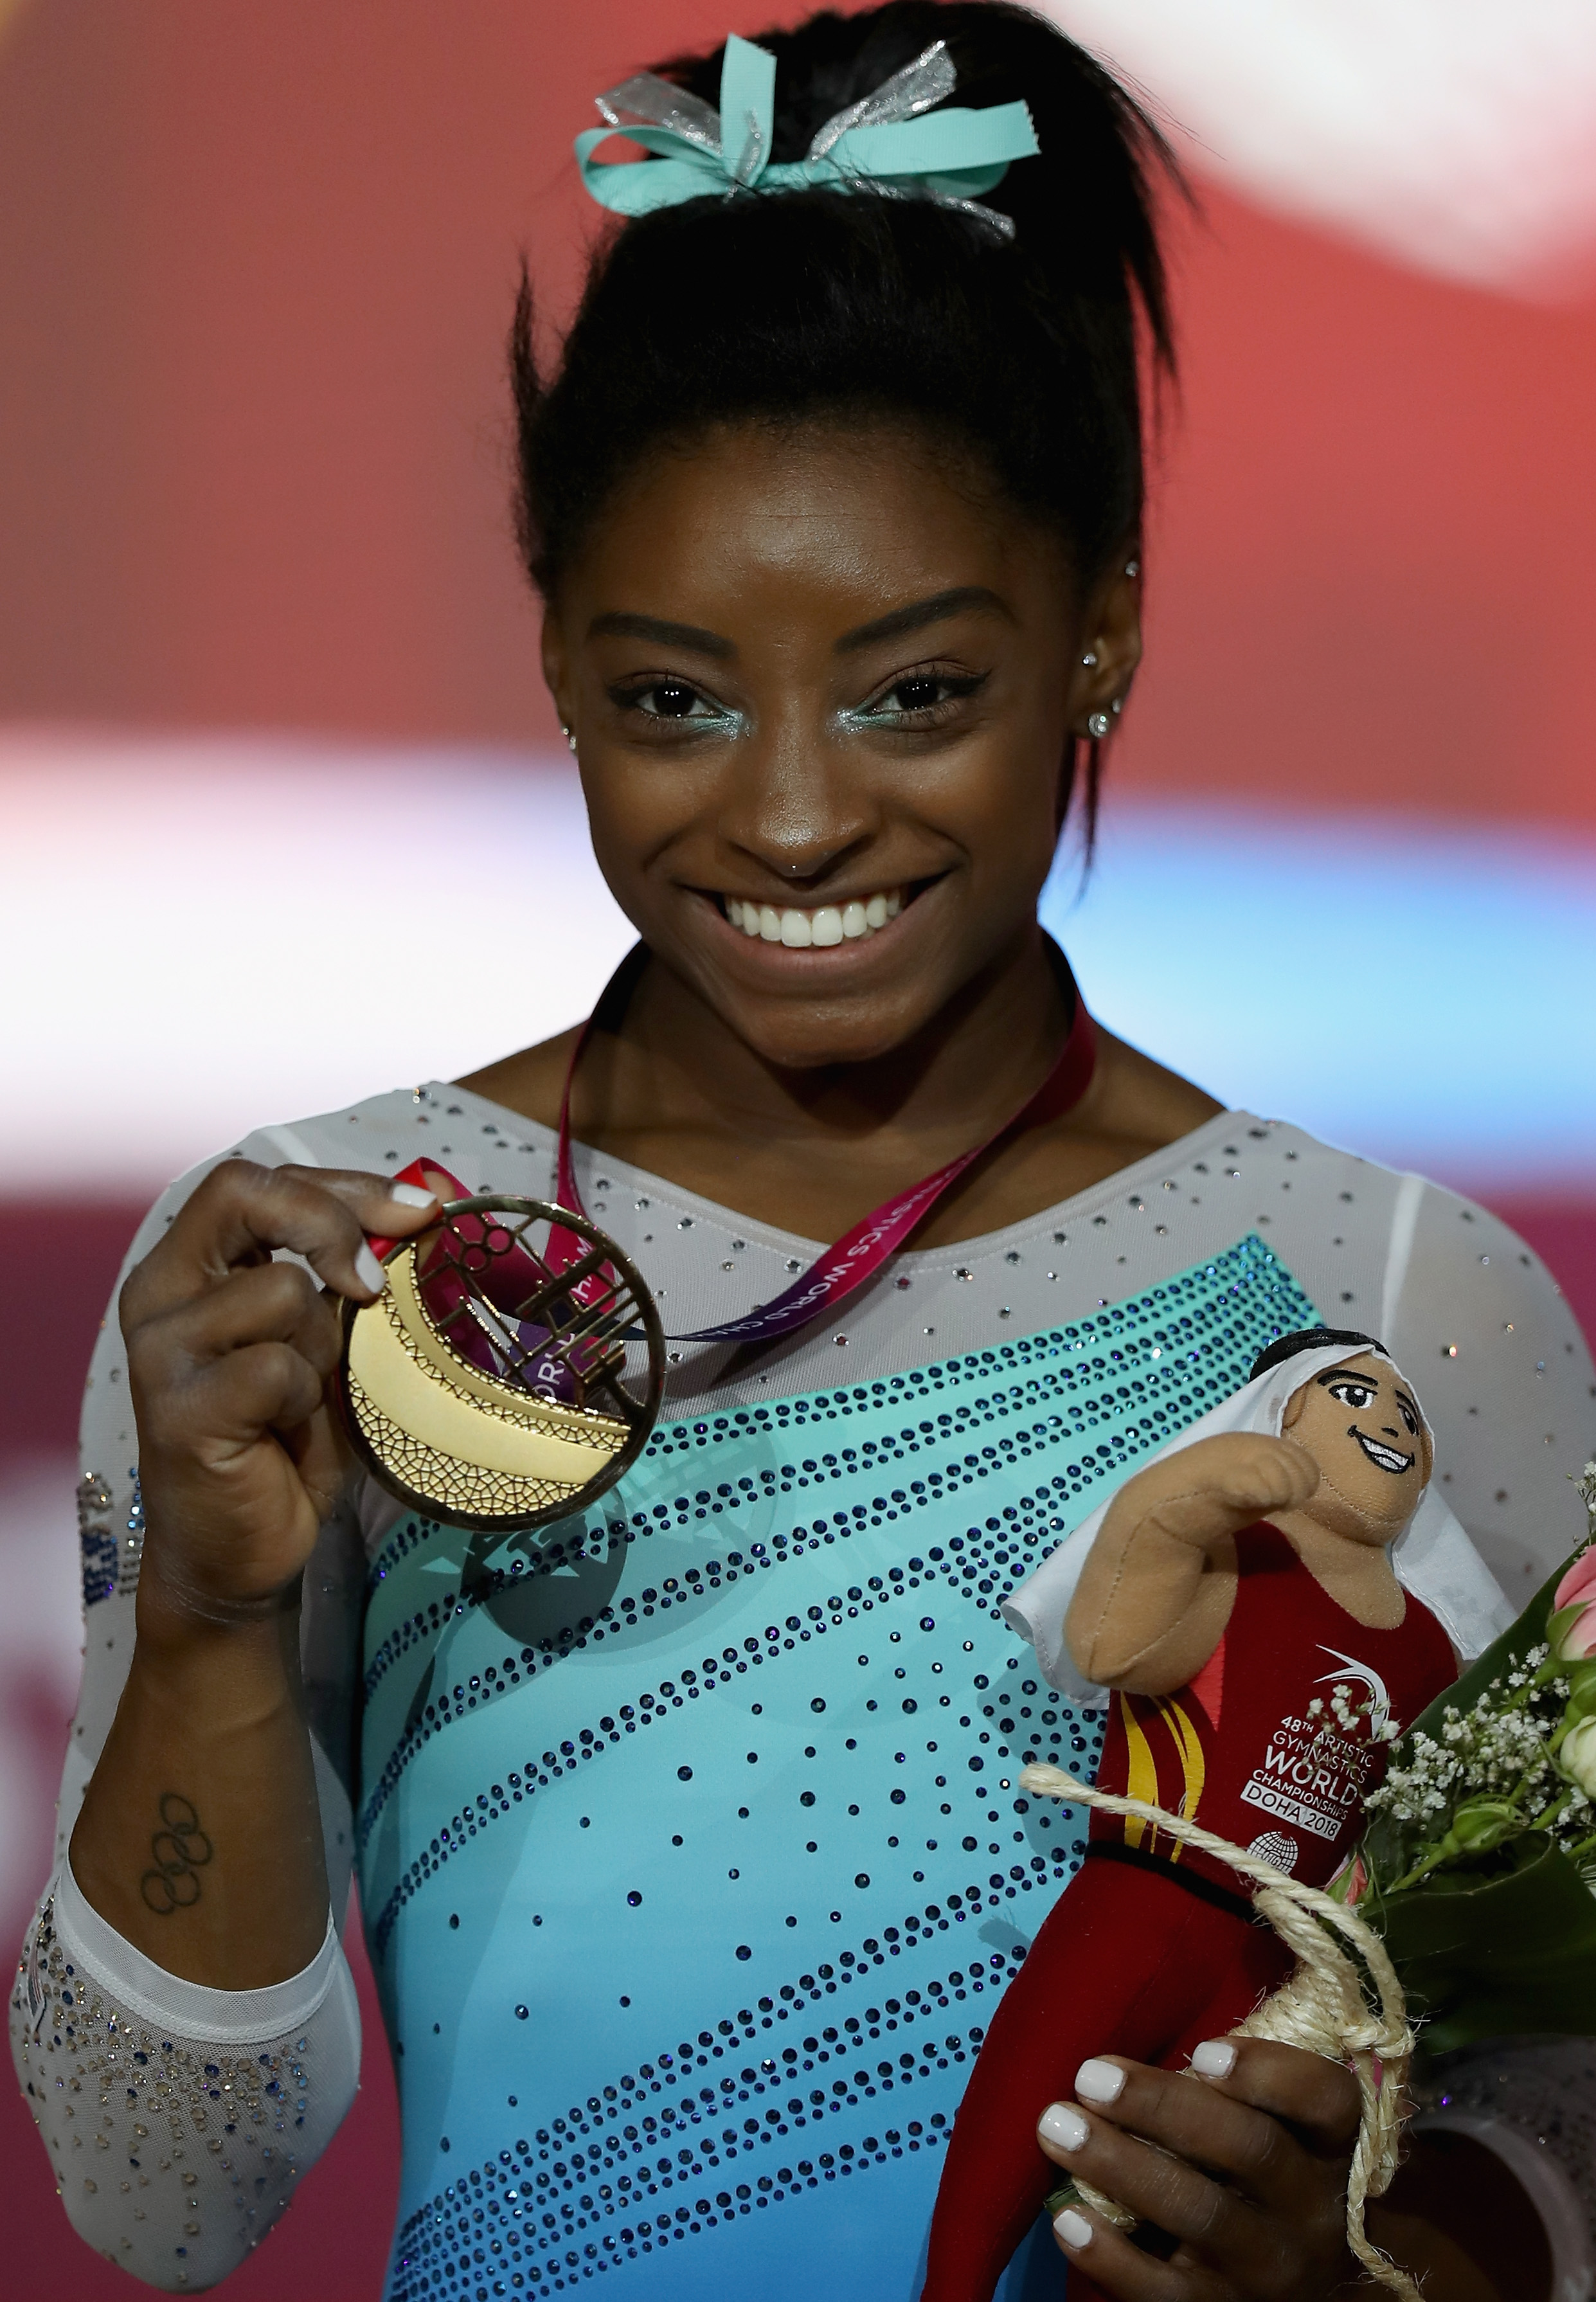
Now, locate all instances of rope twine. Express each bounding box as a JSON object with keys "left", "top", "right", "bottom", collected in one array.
[{"left": 1020, "top": 1763, "right": 1420, "bottom": 2299}]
